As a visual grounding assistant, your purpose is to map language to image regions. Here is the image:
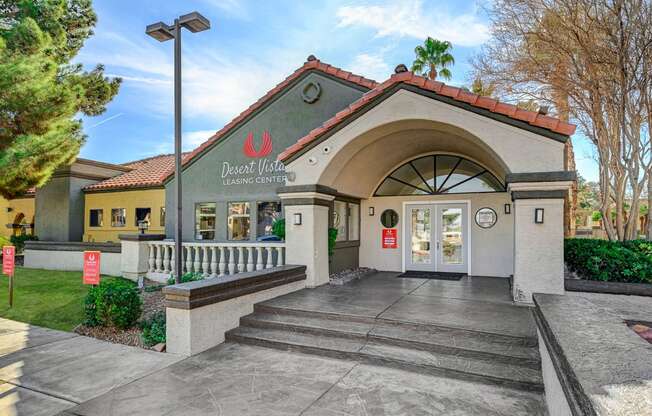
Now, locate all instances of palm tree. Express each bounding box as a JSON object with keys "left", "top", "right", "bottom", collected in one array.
[{"left": 411, "top": 37, "right": 455, "bottom": 81}]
